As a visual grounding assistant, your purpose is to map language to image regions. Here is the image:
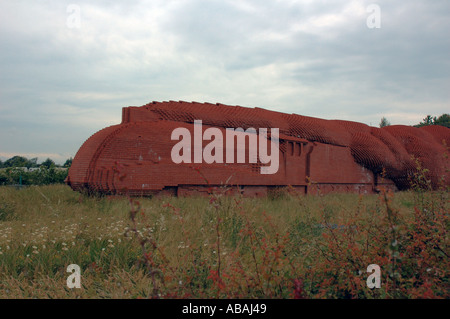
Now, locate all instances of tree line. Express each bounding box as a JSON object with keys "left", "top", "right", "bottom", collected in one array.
[
  {"left": 379, "top": 113, "right": 450, "bottom": 128},
  {"left": 413, "top": 114, "right": 450, "bottom": 128},
  {"left": 0, "top": 156, "right": 72, "bottom": 186},
  {"left": 0, "top": 156, "right": 72, "bottom": 169}
]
